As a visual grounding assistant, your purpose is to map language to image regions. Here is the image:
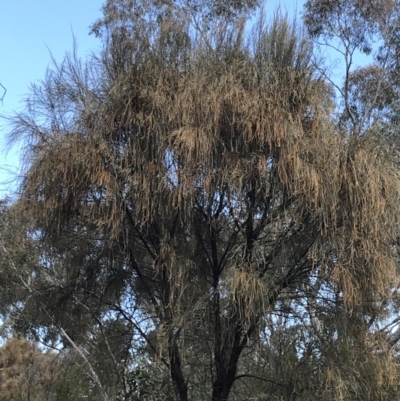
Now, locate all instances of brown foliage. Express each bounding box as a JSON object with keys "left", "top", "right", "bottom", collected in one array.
[{"left": 0, "top": 338, "right": 59, "bottom": 401}]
